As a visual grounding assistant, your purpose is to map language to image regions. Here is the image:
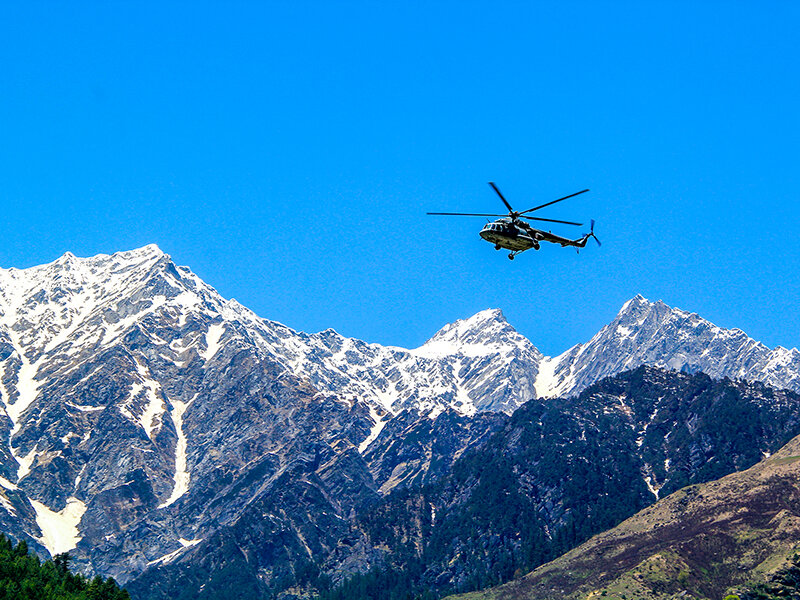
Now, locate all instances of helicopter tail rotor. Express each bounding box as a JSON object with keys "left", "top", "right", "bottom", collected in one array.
[{"left": 586, "top": 219, "right": 601, "bottom": 246}]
